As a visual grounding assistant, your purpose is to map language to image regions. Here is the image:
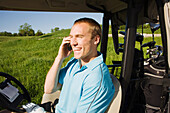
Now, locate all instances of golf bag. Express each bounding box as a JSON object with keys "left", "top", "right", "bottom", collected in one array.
[{"left": 142, "top": 56, "right": 168, "bottom": 113}]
